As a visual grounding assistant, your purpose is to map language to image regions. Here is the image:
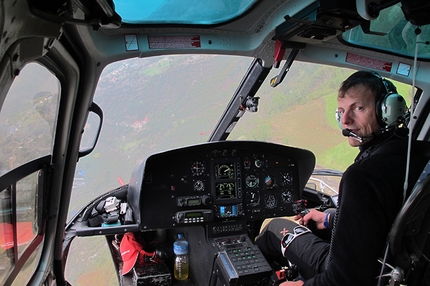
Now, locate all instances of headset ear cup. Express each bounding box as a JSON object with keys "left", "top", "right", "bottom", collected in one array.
[
  {"left": 375, "top": 77, "right": 403, "bottom": 126},
  {"left": 335, "top": 109, "right": 343, "bottom": 129},
  {"left": 379, "top": 93, "right": 407, "bottom": 126},
  {"left": 375, "top": 94, "right": 385, "bottom": 126}
]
